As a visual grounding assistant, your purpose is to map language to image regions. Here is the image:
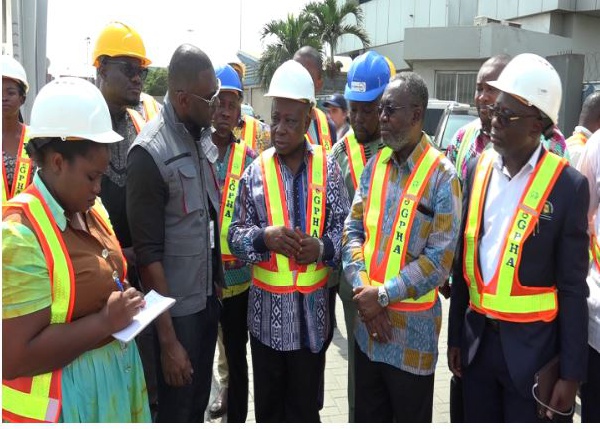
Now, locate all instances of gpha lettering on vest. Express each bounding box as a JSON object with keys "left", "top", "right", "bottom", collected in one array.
[
  {"left": 363, "top": 141, "right": 442, "bottom": 311},
  {"left": 253, "top": 145, "right": 329, "bottom": 293},
  {"left": 2, "top": 126, "right": 33, "bottom": 202},
  {"left": 463, "top": 149, "right": 566, "bottom": 323}
]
